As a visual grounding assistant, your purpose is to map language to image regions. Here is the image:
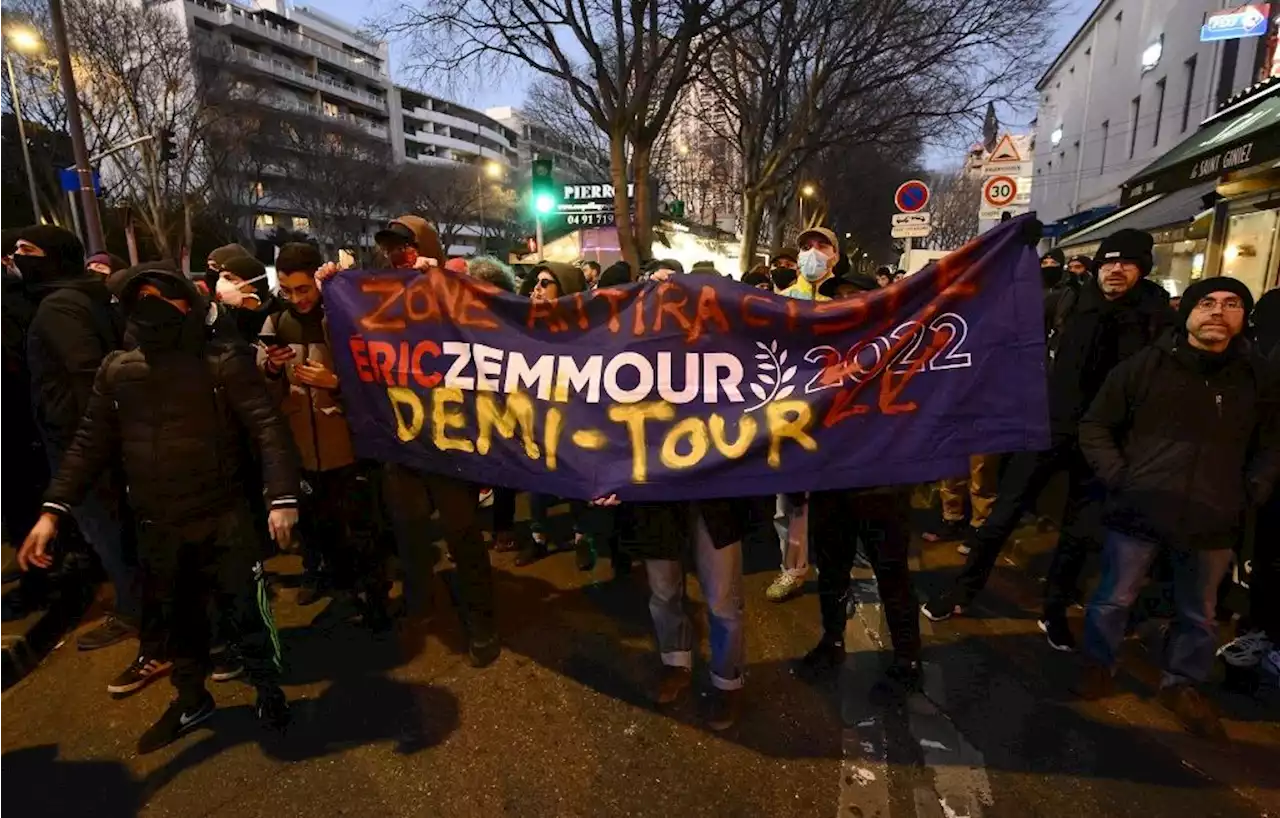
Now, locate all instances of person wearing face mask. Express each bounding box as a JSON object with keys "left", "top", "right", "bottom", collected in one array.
[
  {"left": 14, "top": 225, "right": 142, "bottom": 658},
  {"left": 1073, "top": 277, "right": 1277, "bottom": 738},
  {"left": 359, "top": 216, "right": 501, "bottom": 666},
  {"left": 923, "top": 229, "right": 1178, "bottom": 654},
  {"left": 258, "top": 243, "right": 388, "bottom": 626},
  {"left": 213, "top": 255, "right": 275, "bottom": 343},
  {"left": 18, "top": 261, "right": 300, "bottom": 753},
  {"left": 765, "top": 227, "right": 841, "bottom": 605}
]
